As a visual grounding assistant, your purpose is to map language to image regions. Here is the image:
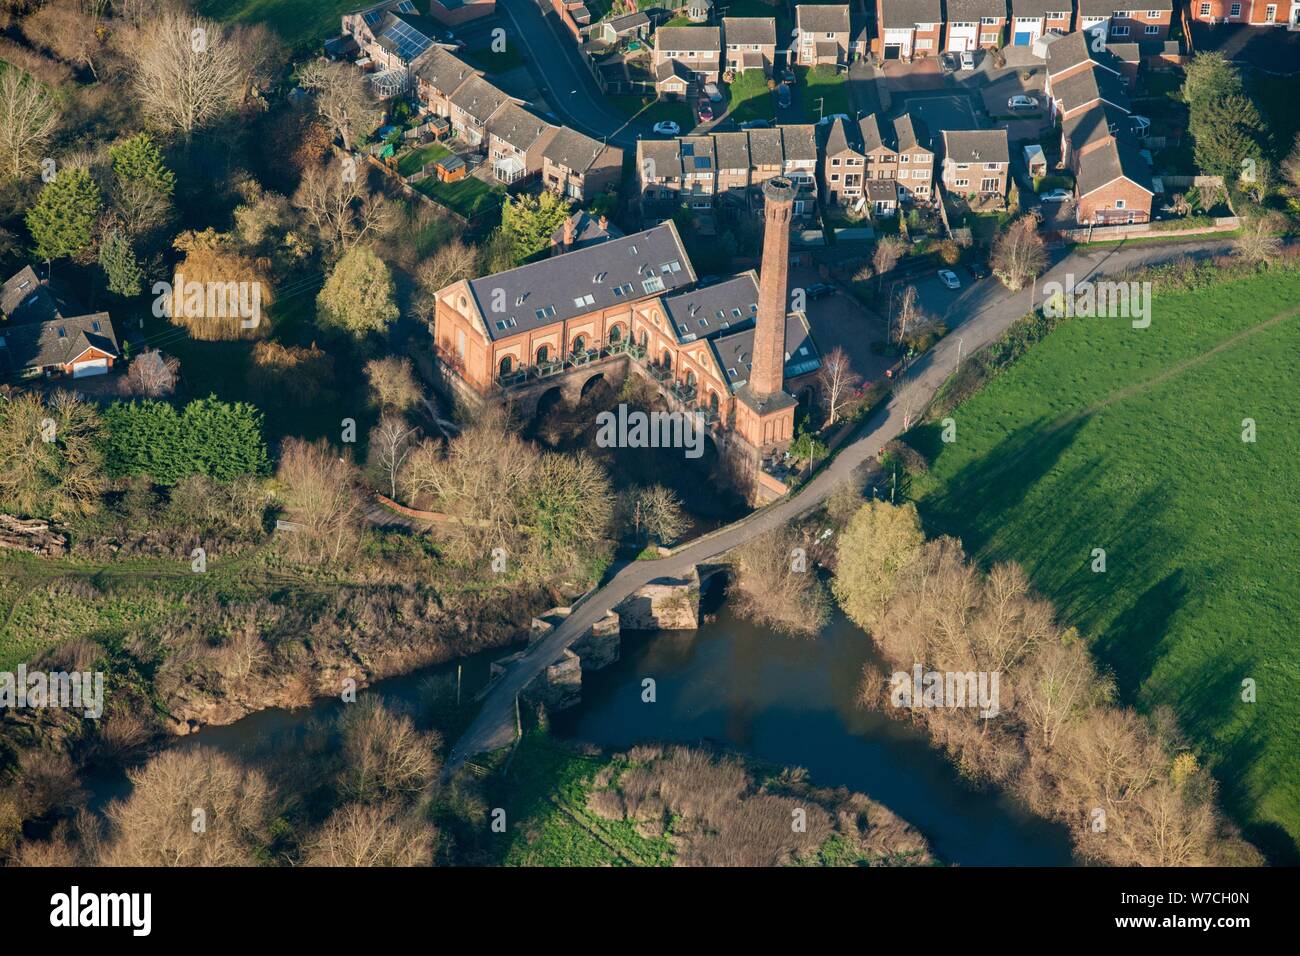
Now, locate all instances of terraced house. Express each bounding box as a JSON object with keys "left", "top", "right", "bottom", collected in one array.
[
  {"left": 541, "top": 127, "right": 623, "bottom": 203},
  {"left": 793, "top": 4, "right": 852, "bottom": 66},
  {"left": 653, "top": 25, "right": 722, "bottom": 97},
  {"left": 945, "top": 0, "right": 1010, "bottom": 49},
  {"left": 447, "top": 74, "right": 515, "bottom": 144},
  {"left": 722, "top": 17, "right": 778, "bottom": 74},
  {"left": 486, "top": 102, "right": 558, "bottom": 185},
  {"left": 343, "top": 0, "right": 444, "bottom": 77},
  {"left": 1190, "top": 0, "right": 1300, "bottom": 26},
  {"left": 940, "top": 128, "right": 1010, "bottom": 199},
  {"left": 1075, "top": 0, "right": 1172, "bottom": 39},
  {"left": 876, "top": 0, "right": 944, "bottom": 58}
]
